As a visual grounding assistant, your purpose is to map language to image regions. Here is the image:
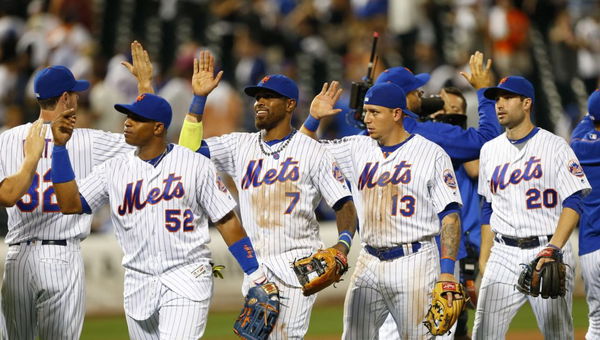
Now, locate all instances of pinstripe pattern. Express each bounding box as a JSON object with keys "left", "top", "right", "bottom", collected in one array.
[
  {"left": 0, "top": 123, "right": 133, "bottom": 339},
  {"left": 2, "top": 241, "right": 84, "bottom": 340},
  {"left": 321, "top": 135, "right": 461, "bottom": 246},
  {"left": 473, "top": 242, "right": 575, "bottom": 339},
  {"left": 125, "top": 285, "right": 210, "bottom": 340},
  {"left": 378, "top": 260, "right": 461, "bottom": 339},
  {"left": 205, "top": 131, "right": 350, "bottom": 338},
  {"left": 343, "top": 243, "right": 438, "bottom": 340},
  {"left": 78, "top": 145, "right": 234, "bottom": 325},
  {"left": 318, "top": 134, "right": 461, "bottom": 340},
  {"left": 478, "top": 130, "right": 591, "bottom": 238},
  {"left": 474, "top": 129, "right": 590, "bottom": 340},
  {"left": 581, "top": 249, "right": 600, "bottom": 340}
]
